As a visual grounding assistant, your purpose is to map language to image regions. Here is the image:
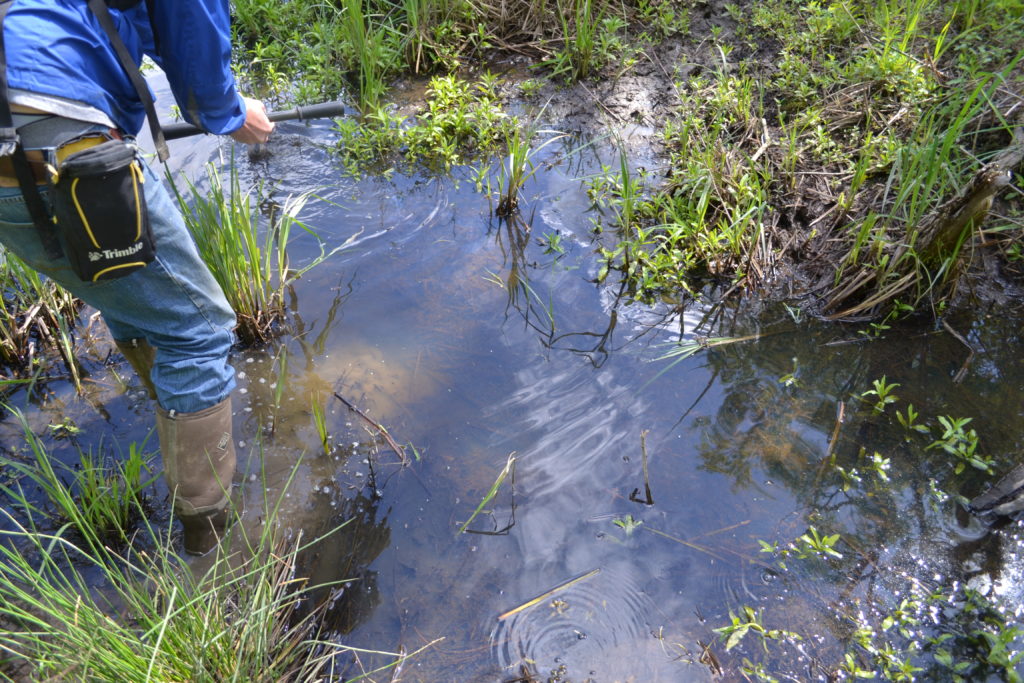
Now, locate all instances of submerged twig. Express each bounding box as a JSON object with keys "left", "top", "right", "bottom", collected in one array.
[
  {"left": 630, "top": 430, "right": 654, "bottom": 505},
  {"left": 497, "top": 568, "right": 600, "bottom": 621},
  {"left": 827, "top": 401, "right": 845, "bottom": 455},
  {"left": 640, "top": 525, "right": 728, "bottom": 563},
  {"left": 333, "top": 392, "right": 409, "bottom": 465},
  {"left": 942, "top": 319, "right": 975, "bottom": 384}
]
